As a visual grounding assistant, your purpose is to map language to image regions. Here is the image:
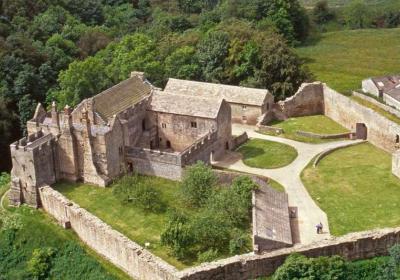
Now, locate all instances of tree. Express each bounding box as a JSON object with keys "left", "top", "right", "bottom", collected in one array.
[
  {"left": 344, "top": 0, "right": 372, "bottom": 29},
  {"left": 77, "top": 28, "right": 112, "bottom": 58},
  {"left": 196, "top": 31, "right": 230, "bottom": 82},
  {"left": 54, "top": 56, "right": 112, "bottom": 107},
  {"left": 313, "top": 0, "right": 335, "bottom": 24},
  {"left": 165, "top": 46, "right": 200, "bottom": 80},
  {"left": 27, "top": 248, "right": 55, "bottom": 279},
  {"left": 181, "top": 161, "right": 217, "bottom": 207}
]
